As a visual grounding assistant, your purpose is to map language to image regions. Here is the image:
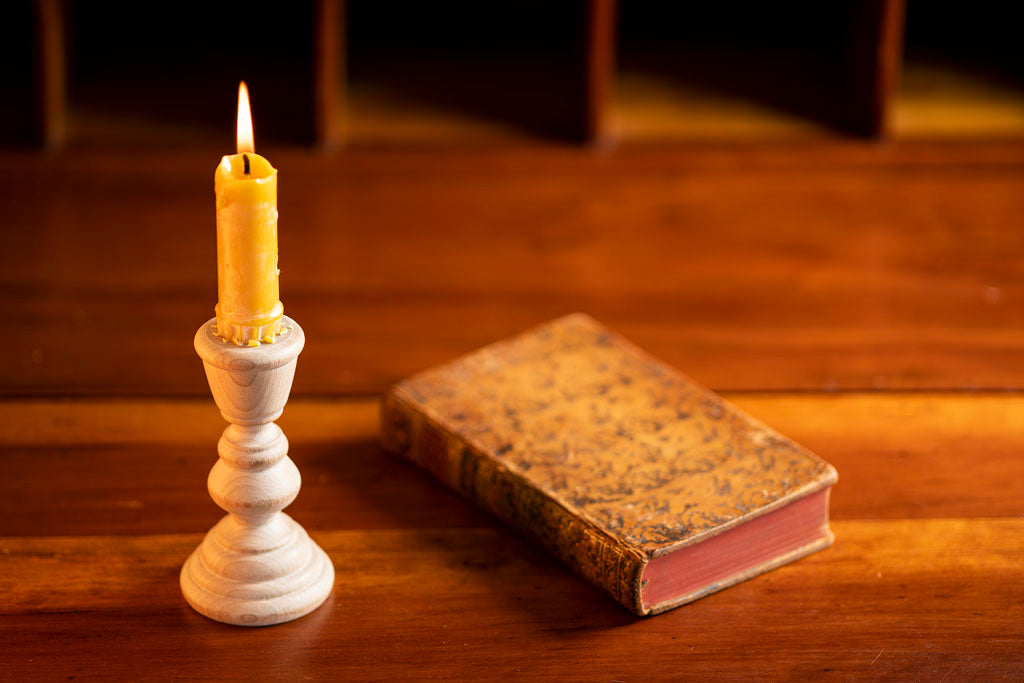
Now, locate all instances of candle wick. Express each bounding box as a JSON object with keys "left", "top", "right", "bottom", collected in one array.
[{"left": 242, "top": 154, "right": 251, "bottom": 175}]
